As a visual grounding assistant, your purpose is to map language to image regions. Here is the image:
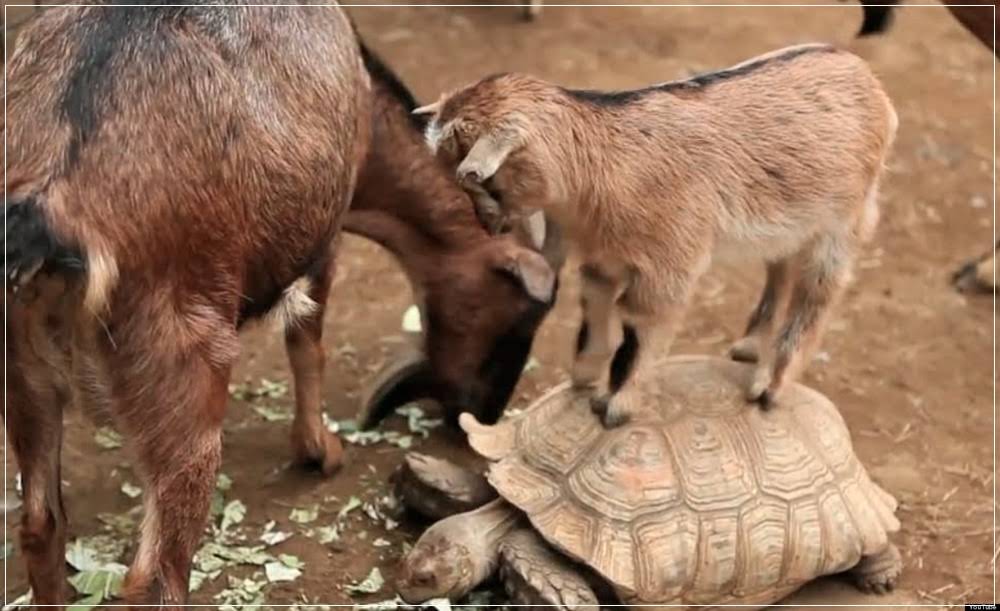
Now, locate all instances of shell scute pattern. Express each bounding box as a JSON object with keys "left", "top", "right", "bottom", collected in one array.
[
  {"left": 519, "top": 393, "right": 604, "bottom": 477},
  {"left": 816, "top": 488, "right": 864, "bottom": 574},
  {"left": 733, "top": 497, "right": 788, "bottom": 596},
  {"left": 787, "top": 389, "right": 856, "bottom": 475},
  {"left": 738, "top": 407, "right": 836, "bottom": 501},
  {"left": 630, "top": 509, "right": 699, "bottom": 601},
  {"left": 566, "top": 426, "right": 682, "bottom": 523},
  {"left": 685, "top": 513, "right": 739, "bottom": 602},
  {"left": 488, "top": 458, "right": 563, "bottom": 515},
  {"left": 782, "top": 500, "right": 825, "bottom": 584},
  {"left": 665, "top": 415, "right": 756, "bottom": 511}
]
